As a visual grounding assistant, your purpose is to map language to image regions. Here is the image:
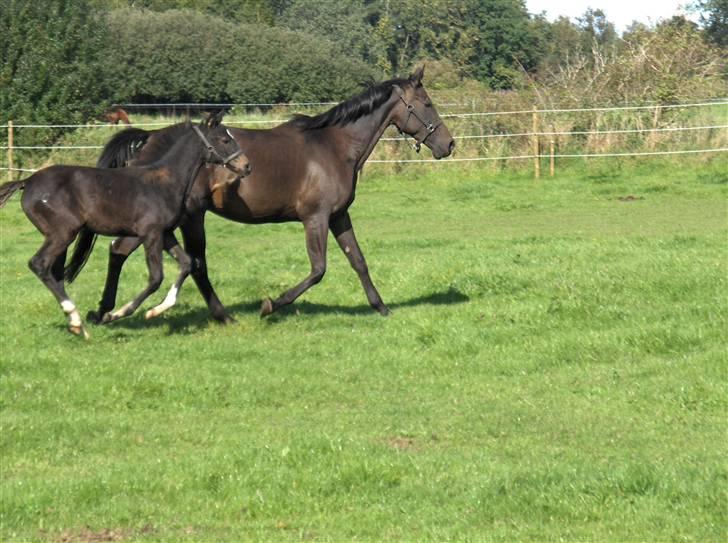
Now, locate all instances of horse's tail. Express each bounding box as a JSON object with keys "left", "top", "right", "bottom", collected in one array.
[
  {"left": 64, "top": 127, "right": 152, "bottom": 282},
  {"left": 96, "top": 126, "right": 150, "bottom": 168},
  {"left": 0, "top": 180, "right": 26, "bottom": 209}
]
